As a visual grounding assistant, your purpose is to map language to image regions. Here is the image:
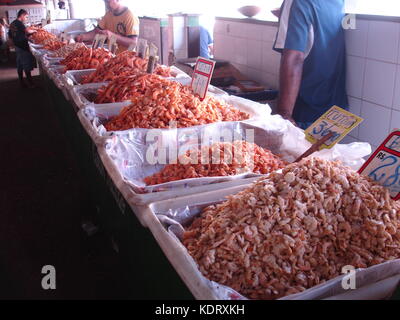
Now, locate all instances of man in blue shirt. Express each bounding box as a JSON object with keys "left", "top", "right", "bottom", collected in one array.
[
  {"left": 273, "top": 0, "right": 348, "bottom": 129},
  {"left": 200, "top": 26, "right": 213, "bottom": 59}
]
